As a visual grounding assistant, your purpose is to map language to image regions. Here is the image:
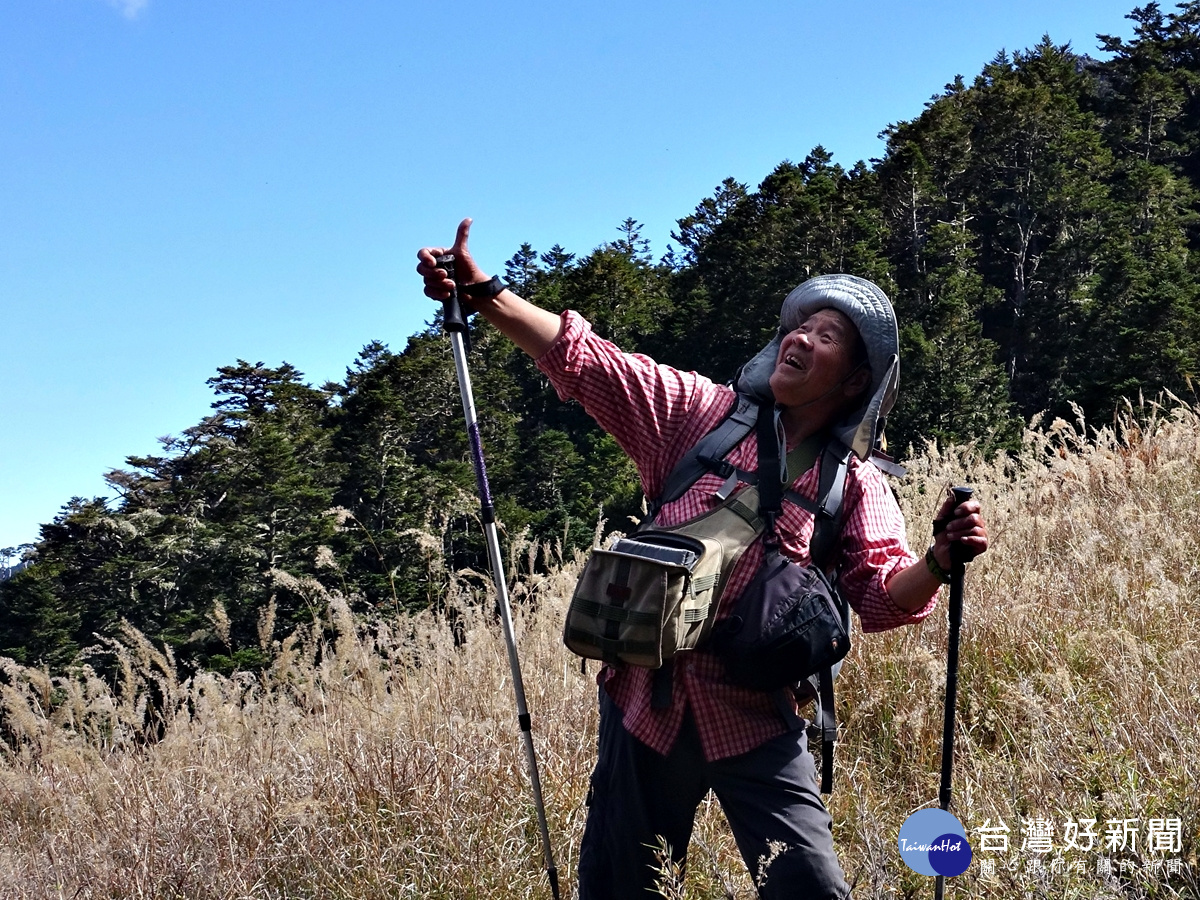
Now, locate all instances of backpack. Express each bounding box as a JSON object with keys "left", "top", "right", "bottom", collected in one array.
[
  {"left": 651, "top": 390, "right": 902, "bottom": 792},
  {"left": 567, "top": 389, "right": 901, "bottom": 791}
]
